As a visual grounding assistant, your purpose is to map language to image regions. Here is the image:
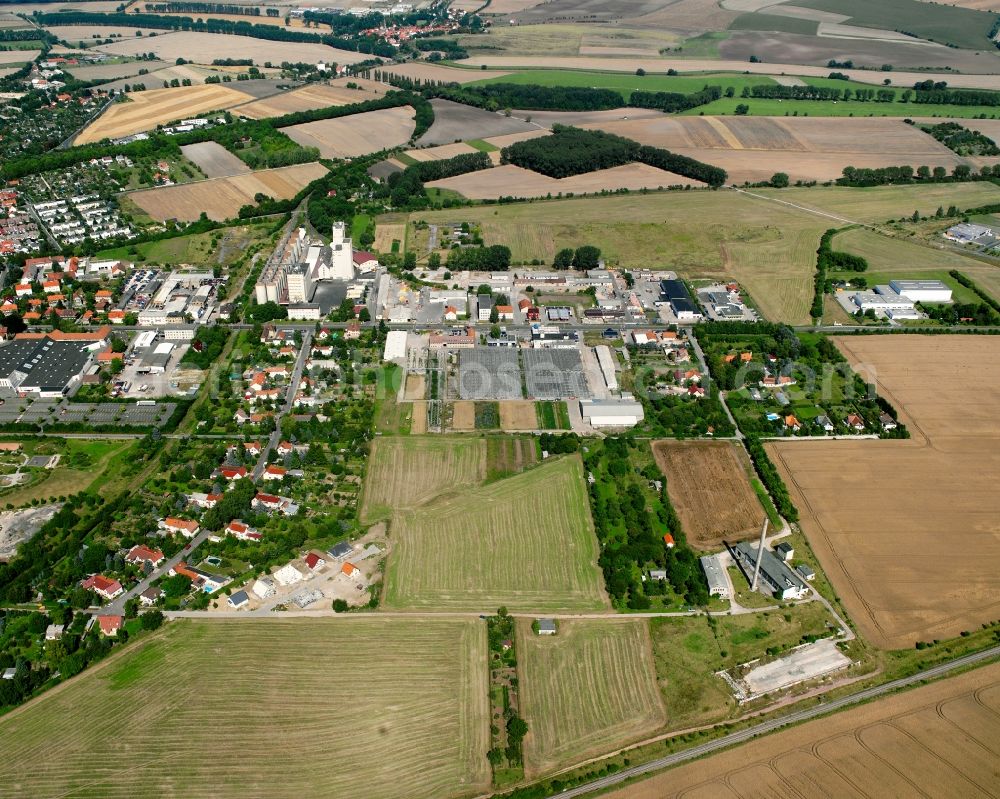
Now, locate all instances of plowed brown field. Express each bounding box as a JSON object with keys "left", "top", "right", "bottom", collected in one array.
[
  {"left": 605, "top": 660, "right": 1000, "bottom": 799},
  {"left": 652, "top": 440, "right": 765, "bottom": 548},
  {"left": 768, "top": 335, "right": 1000, "bottom": 649}
]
